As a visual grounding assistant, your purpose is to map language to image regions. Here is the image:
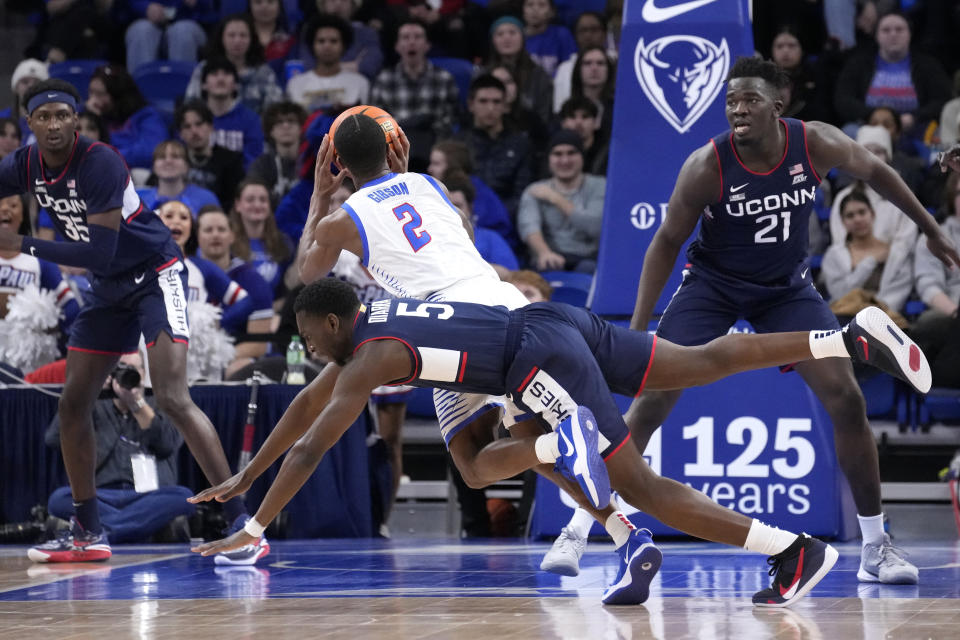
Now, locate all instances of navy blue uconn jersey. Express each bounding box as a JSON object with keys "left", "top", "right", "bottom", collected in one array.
[
  {"left": 688, "top": 118, "right": 820, "bottom": 284},
  {"left": 0, "top": 134, "right": 179, "bottom": 277},
  {"left": 352, "top": 297, "right": 516, "bottom": 394}
]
